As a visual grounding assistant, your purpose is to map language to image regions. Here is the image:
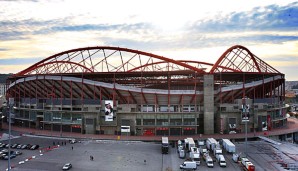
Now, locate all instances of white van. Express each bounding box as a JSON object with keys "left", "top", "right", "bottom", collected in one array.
[
  {"left": 206, "top": 156, "right": 214, "bottom": 168},
  {"left": 180, "top": 161, "right": 197, "bottom": 170},
  {"left": 218, "top": 154, "right": 227, "bottom": 167},
  {"left": 179, "top": 149, "right": 186, "bottom": 159}
]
